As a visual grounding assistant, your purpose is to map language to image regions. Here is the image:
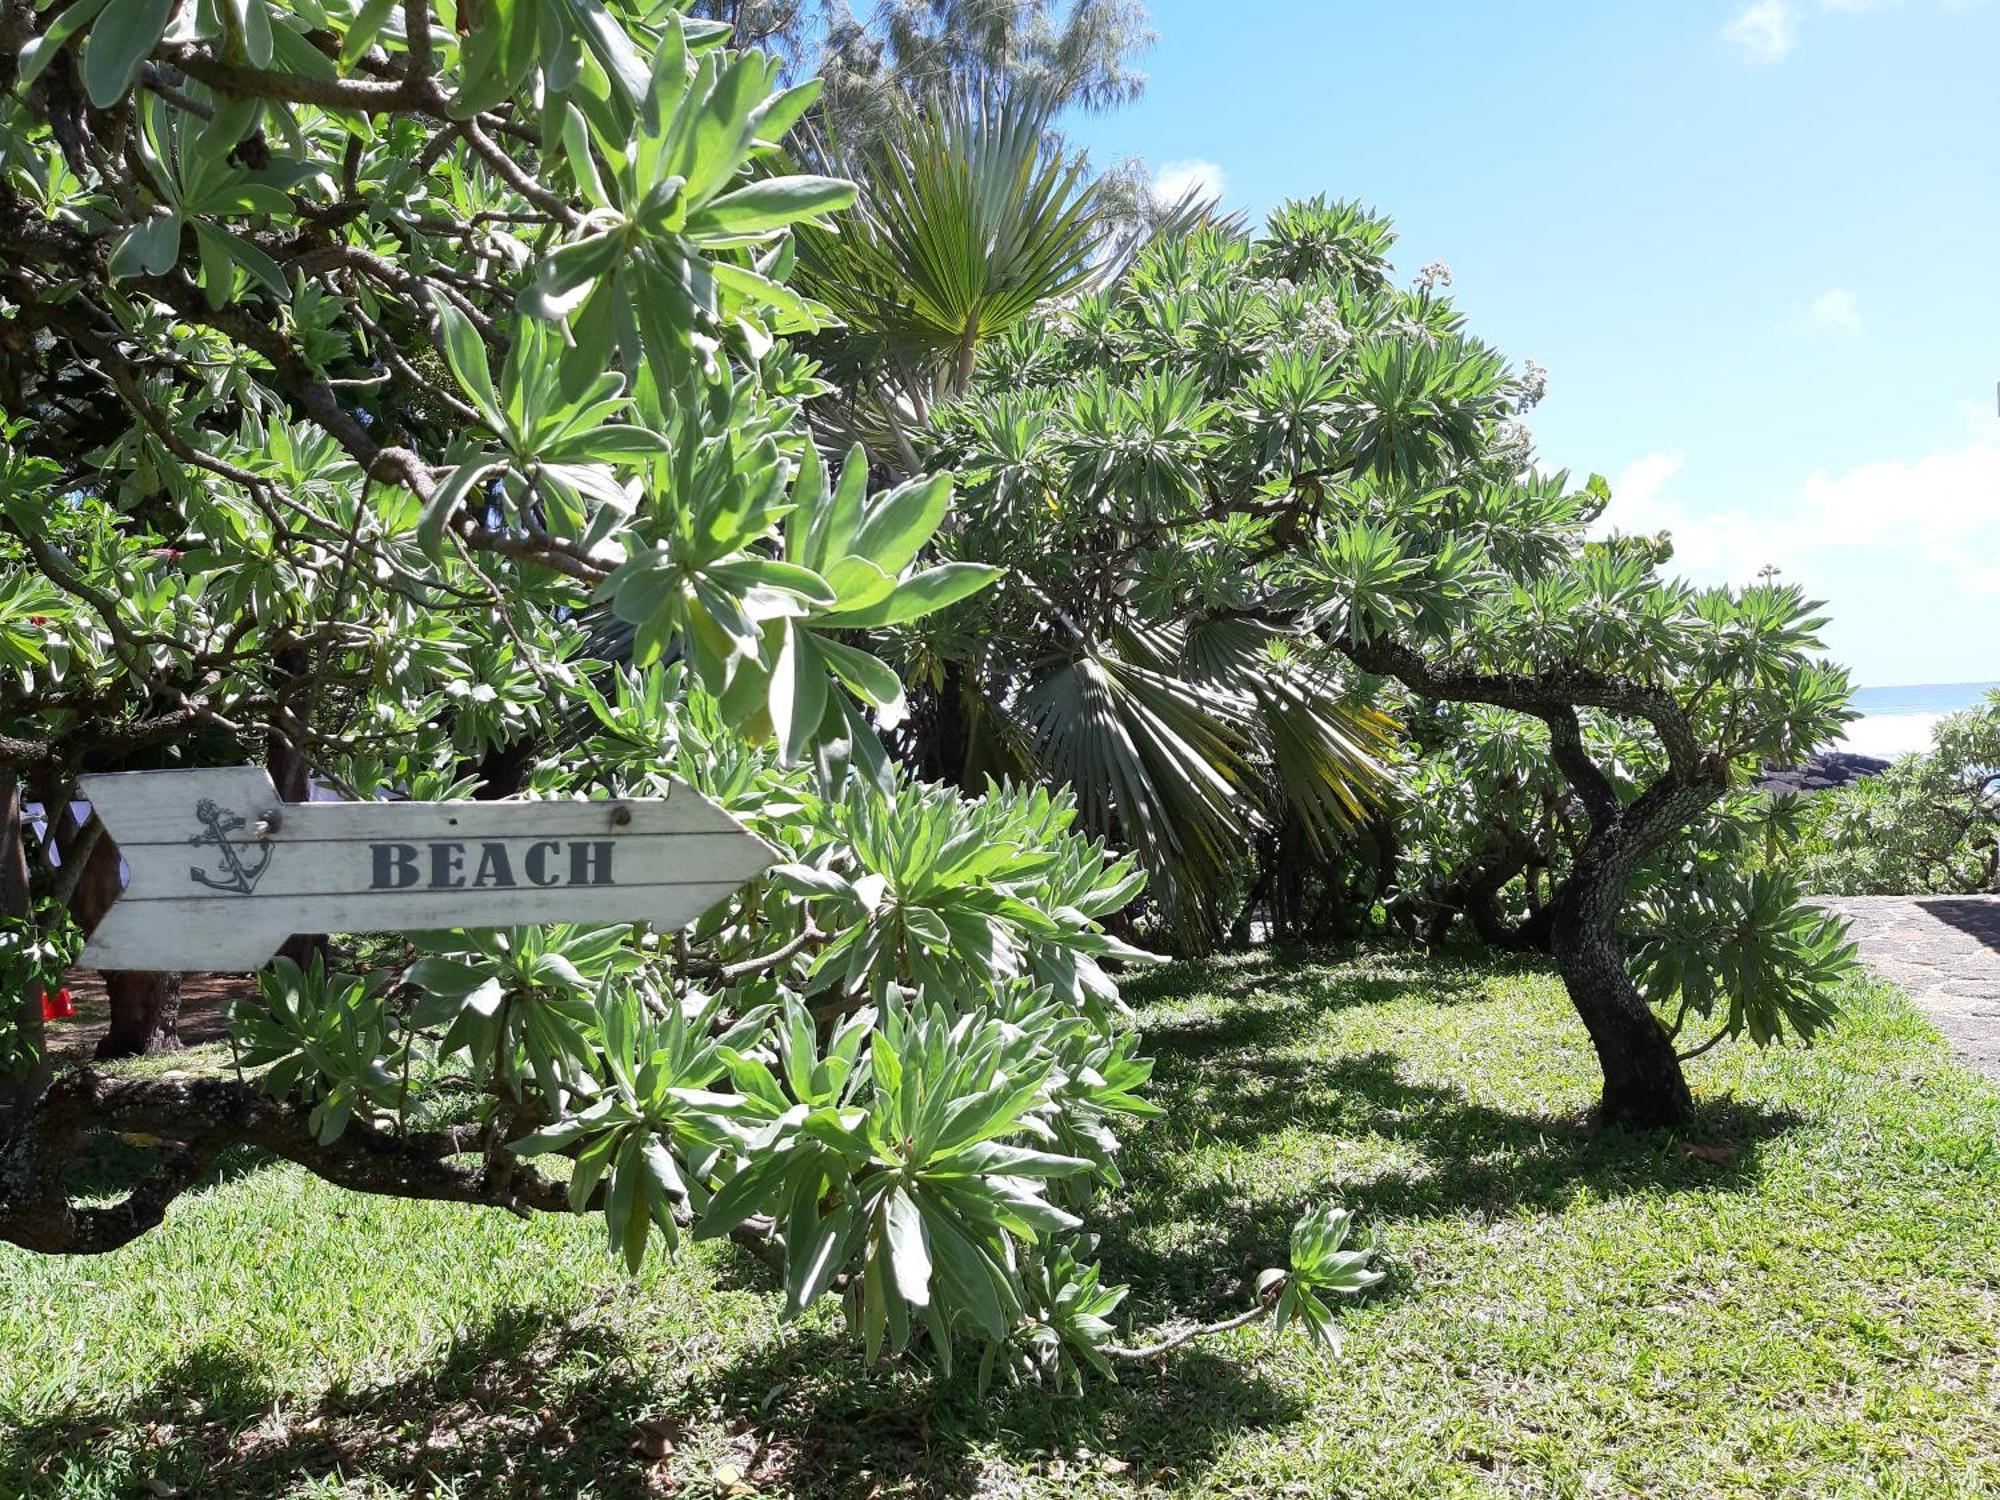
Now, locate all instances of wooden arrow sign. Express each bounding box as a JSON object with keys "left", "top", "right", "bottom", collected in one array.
[{"left": 77, "top": 767, "right": 779, "bottom": 973}]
